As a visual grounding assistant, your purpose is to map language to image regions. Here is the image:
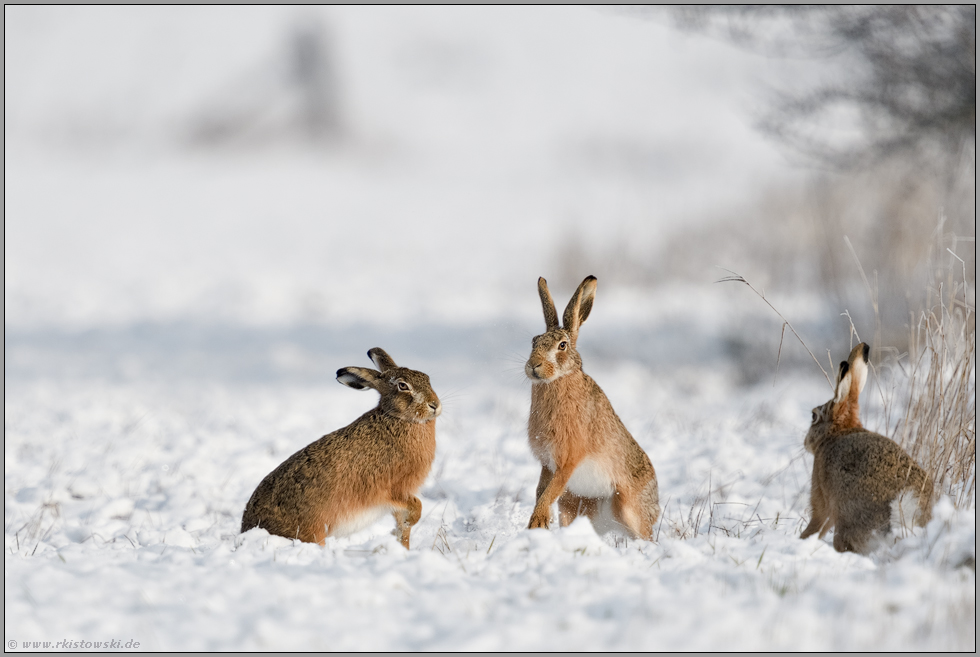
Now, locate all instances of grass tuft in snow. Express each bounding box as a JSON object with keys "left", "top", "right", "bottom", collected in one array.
[{"left": 887, "top": 237, "right": 976, "bottom": 508}]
